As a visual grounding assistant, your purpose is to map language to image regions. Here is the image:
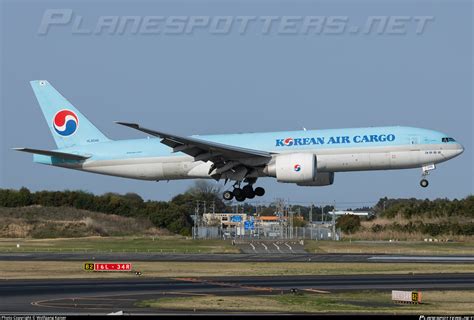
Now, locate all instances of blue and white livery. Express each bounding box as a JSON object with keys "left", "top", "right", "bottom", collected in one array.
[{"left": 15, "top": 80, "right": 464, "bottom": 201}]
